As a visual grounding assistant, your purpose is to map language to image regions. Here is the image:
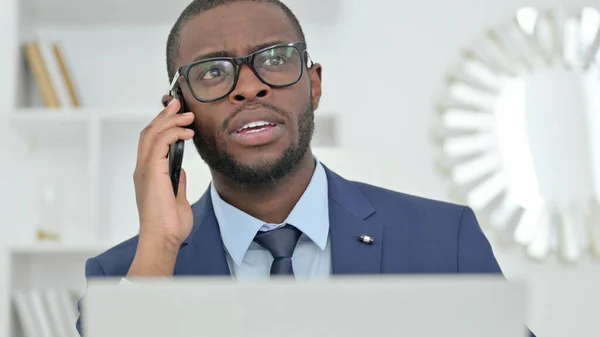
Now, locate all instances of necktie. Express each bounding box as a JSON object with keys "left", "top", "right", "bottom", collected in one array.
[{"left": 254, "top": 225, "right": 303, "bottom": 275}]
